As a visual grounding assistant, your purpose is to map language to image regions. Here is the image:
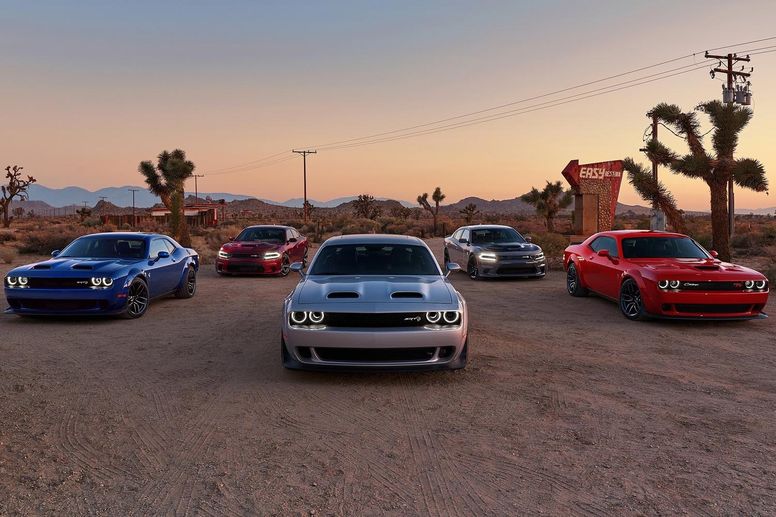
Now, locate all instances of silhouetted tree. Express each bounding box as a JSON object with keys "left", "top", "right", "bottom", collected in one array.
[
  {"left": 139, "top": 149, "right": 195, "bottom": 246},
  {"left": 622, "top": 158, "right": 686, "bottom": 233},
  {"left": 520, "top": 180, "right": 572, "bottom": 232},
  {"left": 645, "top": 101, "right": 767, "bottom": 261},
  {"left": 1, "top": 165, "right": 36, "bottom": 228},
  {"left": 352, "top": 194, "right": 382, "bottom": 219},
  {"left": 418, "top": 187, "right": 445, "bottom": 236},
  {"left": 76, "top": 207, "right": 92, "bottom": 222},
  {"left": 459, "top": 203, "right": 480, "bottom": 224},
  {"left": 390, "top": 205, "right": 412, "bottom": 221}
]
